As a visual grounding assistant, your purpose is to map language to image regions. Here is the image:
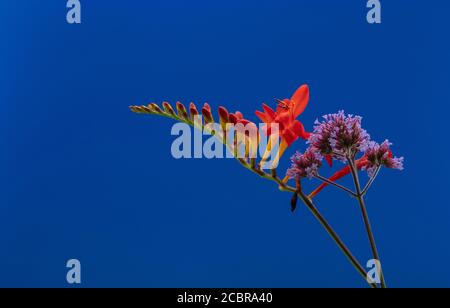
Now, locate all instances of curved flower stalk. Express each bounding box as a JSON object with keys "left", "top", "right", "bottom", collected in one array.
[{"left": 130, "top": 86, "right": 403, "bottom": 288}]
